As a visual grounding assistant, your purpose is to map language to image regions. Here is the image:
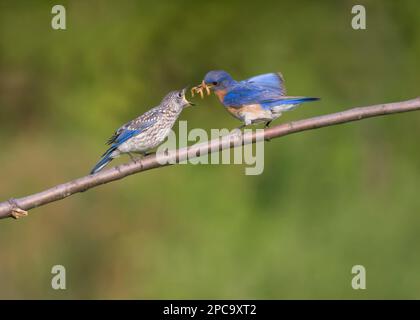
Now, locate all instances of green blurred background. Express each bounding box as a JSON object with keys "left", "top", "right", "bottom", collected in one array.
[{"left": 0, "top": 0, "right": 419, "bottom": 299}]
